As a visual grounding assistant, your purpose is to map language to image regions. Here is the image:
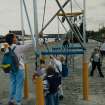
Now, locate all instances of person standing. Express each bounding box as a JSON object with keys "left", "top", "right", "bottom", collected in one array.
[
  {"left": 90, "top": 47, "right": 104, "bottom": 77},
  {"left": 4, "top": 33, "right": 32, "bottom": 105}
]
